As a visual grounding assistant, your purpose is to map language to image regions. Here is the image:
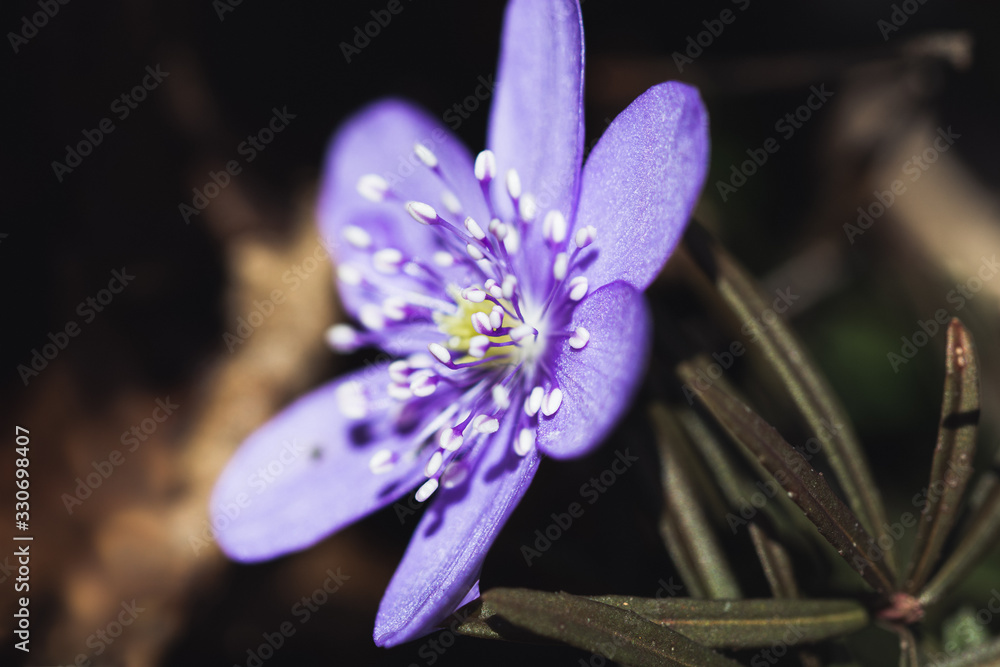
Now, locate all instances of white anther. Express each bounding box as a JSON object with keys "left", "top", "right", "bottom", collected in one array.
[
  {"left": 388, "top": 359, "right": 411, "bottom": 383},
  {"left": 388, "top": 383, "right": 413, "bottom": 401},
  {"left": 569, "top": 326, "right": 591, "bottom": 350},
  {"left": 476, "top": 258, "right": 492, "bottom": 274},
  {"left": 473, "top": 415, "right": 500, "bottom": 434},
  {"left": 466, "top": 243, "right": 485, "bottom": 261},
  {"left": 433, "top": 251, "right": 455, "bottom": 268},
  {"left": 428, "top": 343, "right": 452, "bottom": 364},
  {"left": 502, "top": 275, "right": 517, "bottom": 299},
  {"left": 441, "top": 462, "right": 468, "bottom": 488},
  {"left": 492, "top": 384, "right": 511, "bottom": 410},
  {"left": 542, "top": 388, "right": 563, "bottom": 416},
  {"left": 415, "top": 478, "right": 439, "bottom": 502},
  {"left": 424, "top": 450, "right": 444, "bottom": 477},
  {"left": 382, "top": 297, "right": 407, "bottom": 321},
  {"left": 325, "top": 324, "right": 359, "bottom": 351},
  {"left": 335, "top": 381, "right": 368, "bottom": 419},
  {"left": 337, "top": 264, "right": 363, "bottom": 286},
  {"left": 359, "top": 303, "right": 386, "bottom": 331},
  {"left": 515, "top": 428, "right": 536, "bottom": 456},
  {"left": 462, "top": 287, "right": 486, "bottom": 303},
  {"left": 440, "top": 428, "right": 464, "bottom": 452},
  {"left": 526, "top": 385, "right": 545, "bottom": 416},
  {"left": 414, "top": 142, "right": 439, "bottom": 168},
  {"left": 474, "top": 149, "right": 496, "bottom": 182},
  {"left": 441, "top": 190, "right": 462, "bottom": 215},
  {"left": 406, "top": 201, "right": 438, "bottom": 225},
  {"left": 409, "top": 370, "right": 438, "bottom": 397},
  {"left": 343, "top": 225, "right": 373, "bottom": 249},
  {"left": 369, "top": 449, "right": 397, "bottom": 474},
  {"left": 373, "top": 247, "right": 404, "bottom": 274},
  {"left": 357, "top": 174, "right": 389, "bottom": 202},
  {"left": 464, "top": 216, "right": 486, "bottom": 240},
  {"left": 407, "top": 352, "right": 434, "bottom": 369},
  {"left": 510, "top": 324, "right": 535, "bottom": 343},
  {"left": 489, "top": 218, "right": 509, "bottom": 240},
  {"left": 505, "top": 168, "right": 522, "bottom": 200},
  {"left": 471, "top": 312, "right": 493, "bottom": 334},
  {"left": 553, "top": 252, "right": 569, "bottom": 280},
  {"left": 519, "top": 193, "right": 537, "bottom": 222},
  {"left": 504, "top": 225, "right": 521, "bottom": 253},
  {"left": 468, "top": 335, "right": 490, "bottom": 358},
  {"left": 568, "top": 276, "right": 589, "bottom": 302},
  {"left": 574, "top": 225, "right": 597, "bottom": 248},
  {"left": 489, "top": 306, "right": 504, "bottom": 330},
  {"left": 543, "top": 210, "right": 568, "bottom": 244},
  {"left": 487, "top": 284, "right": 503, "bottom": 299}
]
